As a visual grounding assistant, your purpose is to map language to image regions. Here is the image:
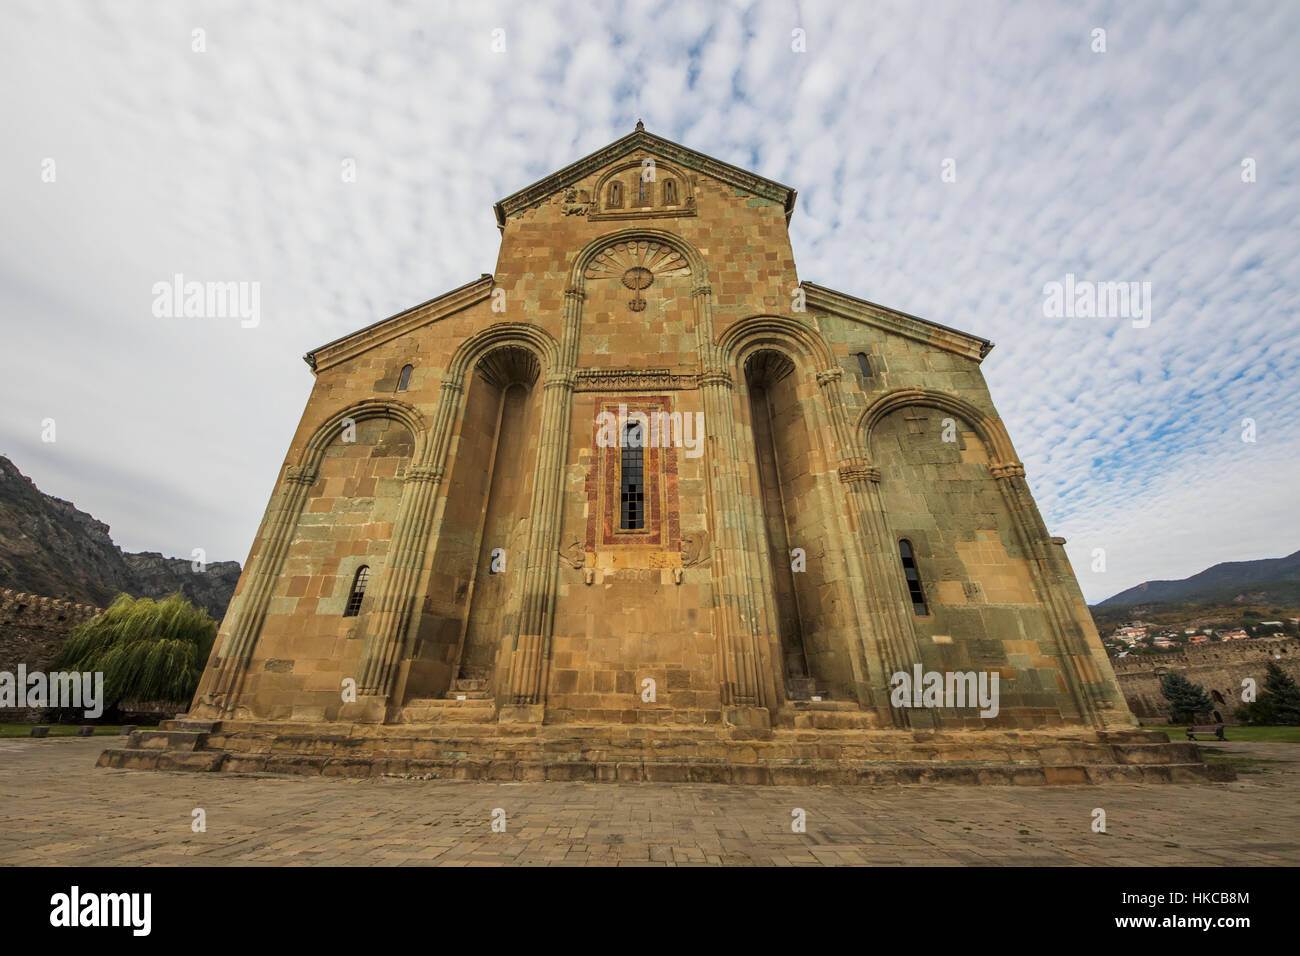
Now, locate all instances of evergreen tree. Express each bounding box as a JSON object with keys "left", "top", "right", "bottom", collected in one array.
[
  {"left": 1159, "top": 671, "right": 1214, "bottom": 723},
  {"left": 1239, "top": 662, "right": 1300, "bottom": 726}
]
